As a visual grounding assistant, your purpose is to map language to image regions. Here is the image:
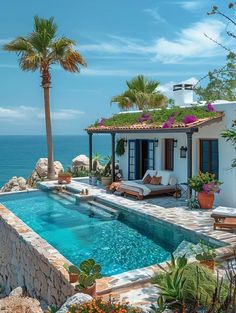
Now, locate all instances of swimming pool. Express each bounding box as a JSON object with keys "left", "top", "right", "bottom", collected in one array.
[{"left": 0, "top": 191, "right": 173, "bottom": 276}]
